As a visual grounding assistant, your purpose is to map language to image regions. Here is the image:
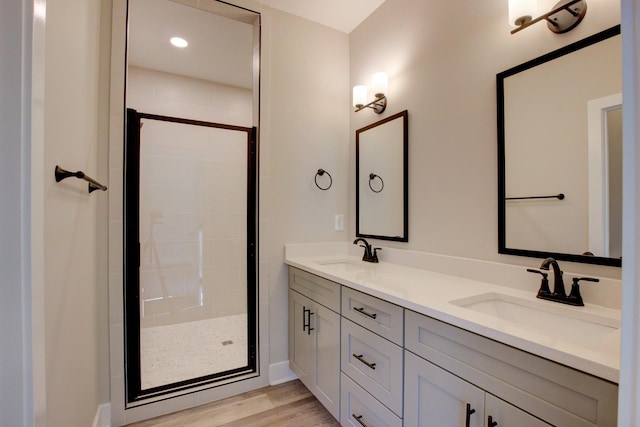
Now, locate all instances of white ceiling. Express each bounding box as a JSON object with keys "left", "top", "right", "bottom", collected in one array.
[
  {"left": 128, "top": 0, "right": 256, "bottom": 88},
  {"left": 260, "top": 0, "right": 386, "bottom": 34},
  {"left": 128, "top": 0, "right": 385, "bottom": 88}
]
